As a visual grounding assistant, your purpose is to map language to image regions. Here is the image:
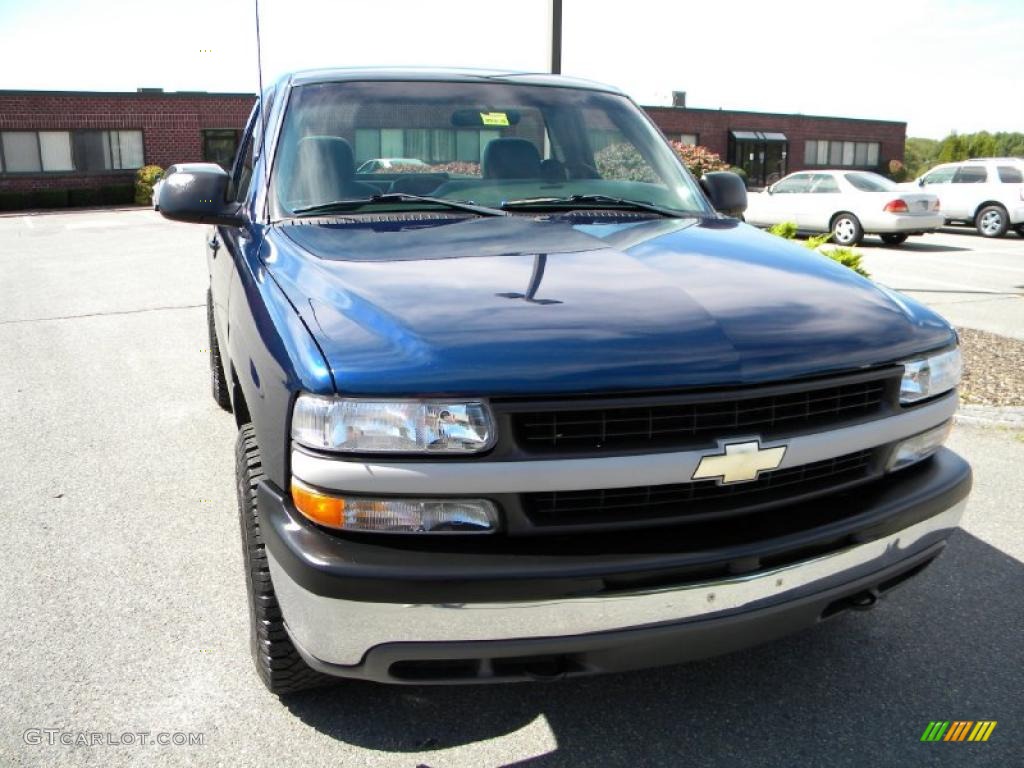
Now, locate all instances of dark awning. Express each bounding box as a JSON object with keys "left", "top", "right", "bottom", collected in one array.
[{"left": 730, "top": 130, "right": 788, "bottom": 142}]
